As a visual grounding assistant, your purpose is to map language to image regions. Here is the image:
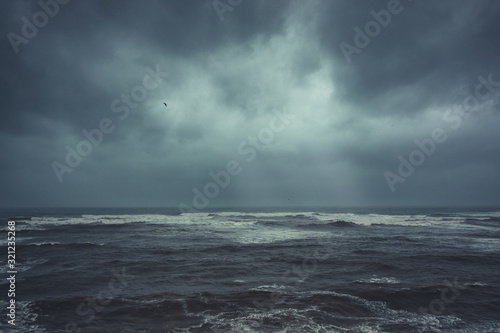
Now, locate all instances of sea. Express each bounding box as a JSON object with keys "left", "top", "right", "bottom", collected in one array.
[{"left": 1, "top": 206, "right": 499, "bottom": 333}]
